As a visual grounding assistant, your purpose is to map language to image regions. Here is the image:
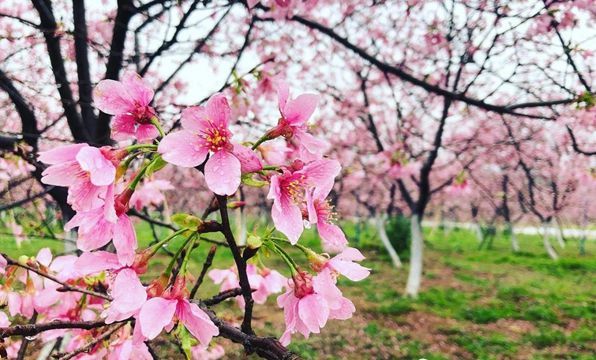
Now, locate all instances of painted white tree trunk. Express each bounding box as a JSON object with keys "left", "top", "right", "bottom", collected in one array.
[
  {"left": 552, "top": 219, "right": 565, "bottom": 249},
  {"left": 508, "top": 223, "right": 520, "bottom": 253},
  {"left": 405, "top": 214, "right": 423, "bottom": 297},
  {"left": 474, "top": 222, "right": 484, "bottom": 243},
  {"left": 374, "top": 214, "right": 402, "bottom": 268},
  {"left": 235, "top": 208, "right": 247, "bottom": 246},
  {"left": 542, "top": 222, "right": 559, "bottom": 261}
]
